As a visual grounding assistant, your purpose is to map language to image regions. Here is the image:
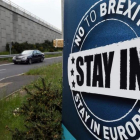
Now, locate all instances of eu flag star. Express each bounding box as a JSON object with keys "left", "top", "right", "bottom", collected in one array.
[
  {"left": 72, "top": 81, "right": 75, "bottom": 88},
  {"left": 71, "top": 57, "right": 75, "bottom": 64},
  {"left": 71, "top": 69, "right": 74, "bottom": 76}
]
